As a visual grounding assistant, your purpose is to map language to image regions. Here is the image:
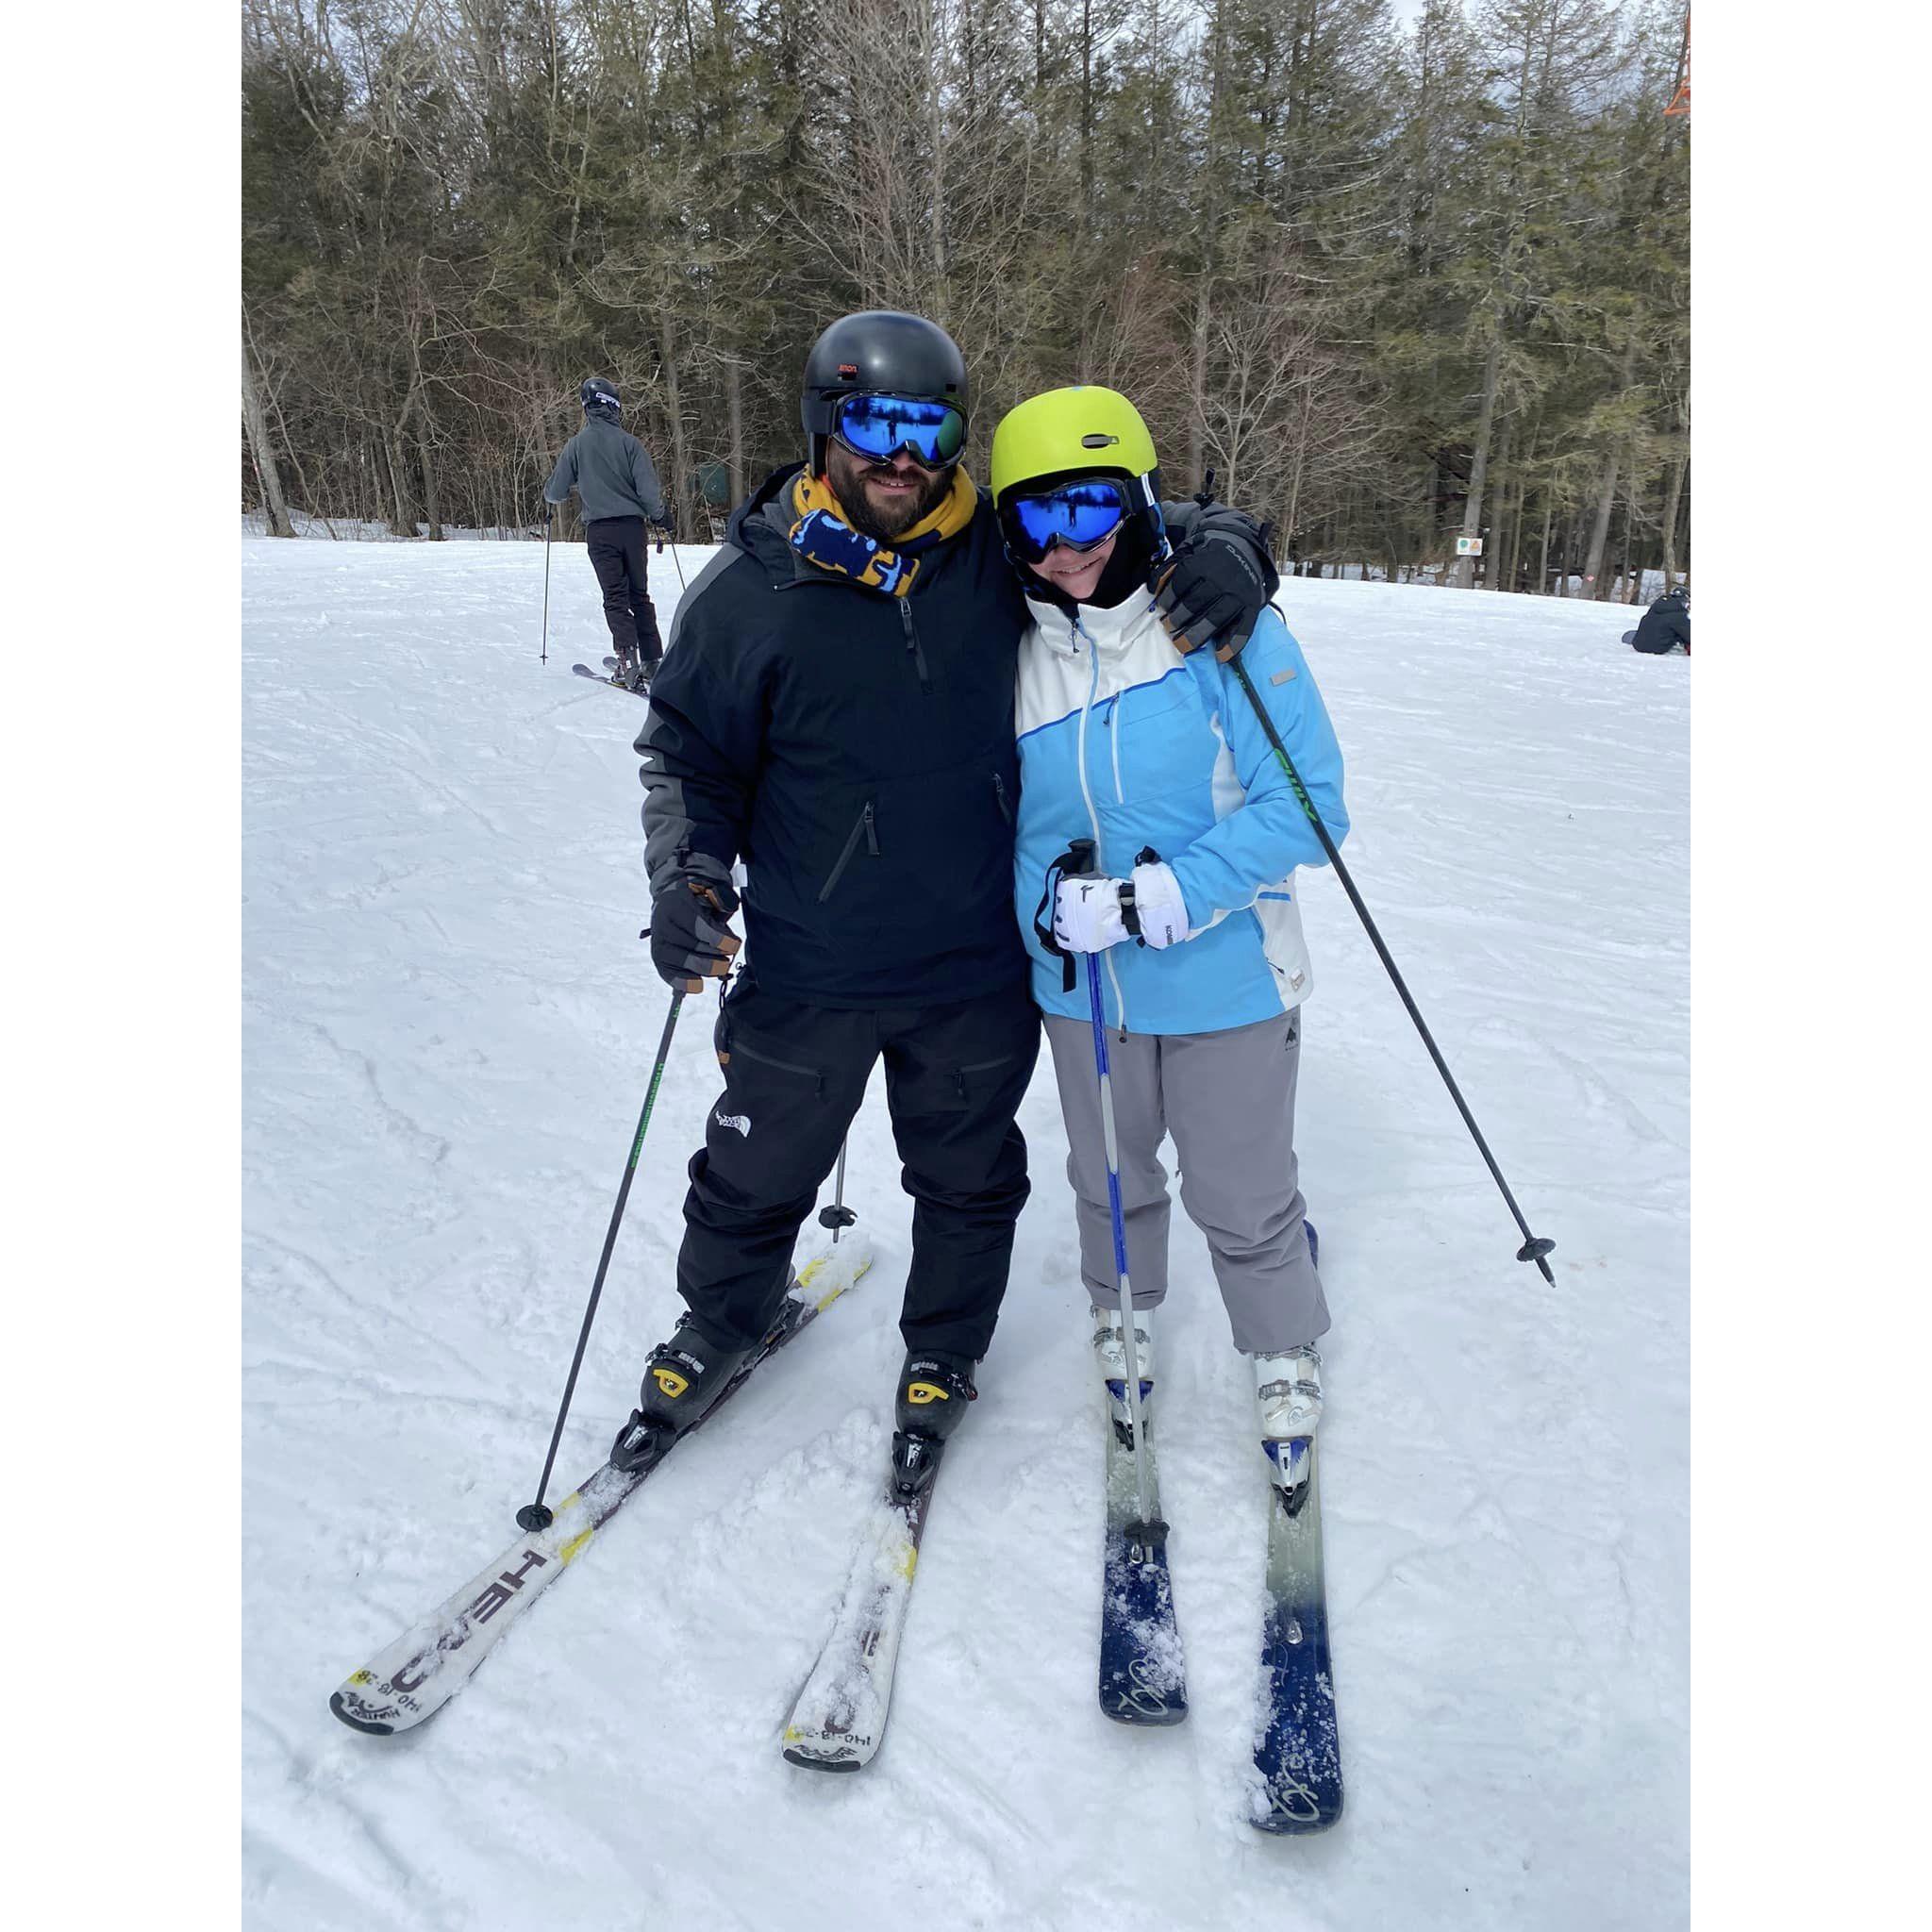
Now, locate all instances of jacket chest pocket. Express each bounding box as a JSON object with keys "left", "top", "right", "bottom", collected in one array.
[{"left": 1099, "top": 676, "right": 1195, "bottom": 805}]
